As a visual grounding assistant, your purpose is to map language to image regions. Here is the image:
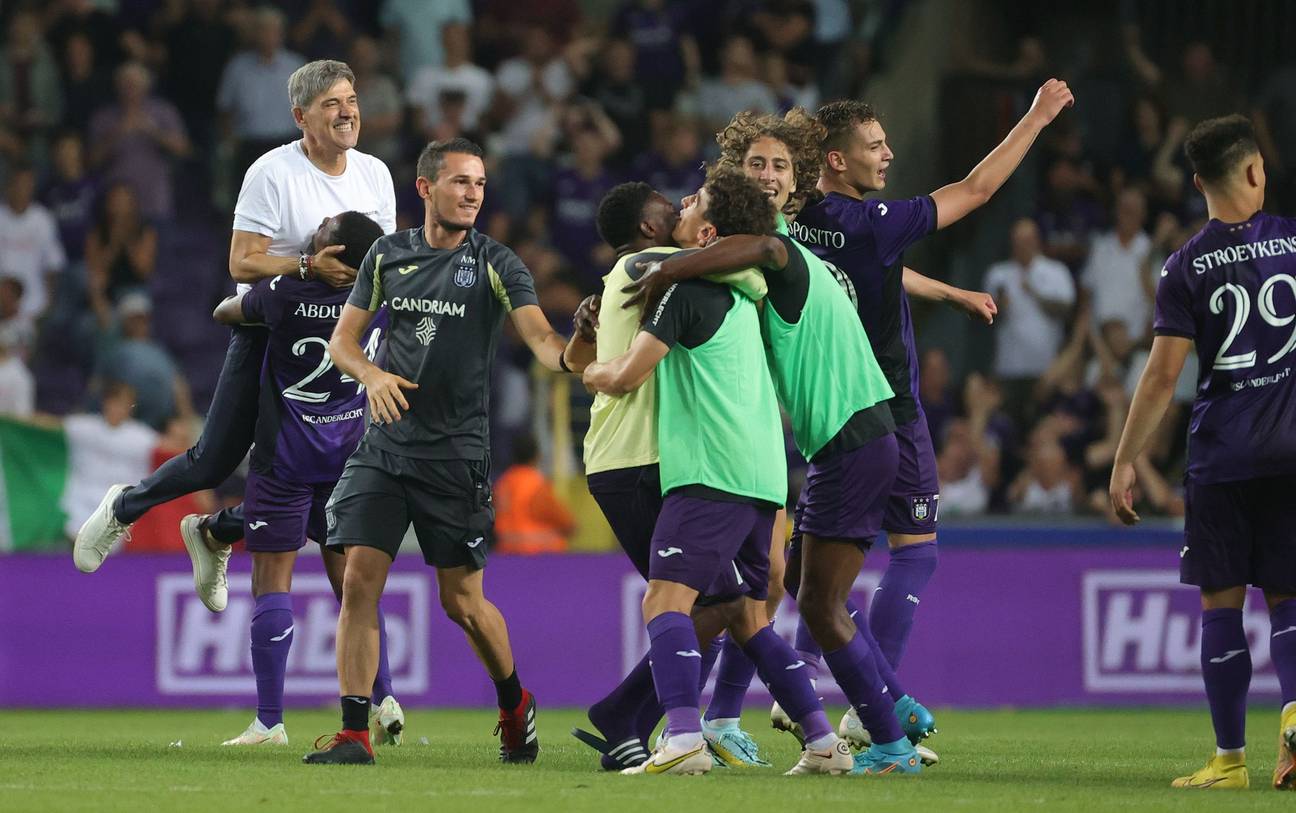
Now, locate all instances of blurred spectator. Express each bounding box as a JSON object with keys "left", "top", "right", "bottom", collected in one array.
[
  {"left": 684, "top": 36, "right": 778, "bottom": 132},
  {"left": 290, "top": 0, "right": 354, "bottom": 61},
  {"left": 584, "top": 38, "right": 649, "bottom": 162},
  {"left": 88, "top": 62, "right": 191, "bottom": 222},
  {"left": 346, "top": 36, "right": 402, "bottom": 169},
  {"left": 745, "top": 0, "right": 817, "bottom": 80},
  {"left": 984, "top": 218, "right": 1075, "bottom": 418},
  {"left": 1035, "top": 155, "right": 1105, "bottom": 271},
  {"left": 380, "top": 0, "right": 471, "bottom": 83},
  {"left": 808, "top": 0, "right": 852, "bottom": 99},
  {"left": 1158, "top": 42, "right": 1238, "bottom": 127},
  {"left": 494, "top": 433, "right": 575, "bottom": 555},
  {"left": 91, "top": 292, "right": 192, "bottom": 431},
  {"left": 59, "top": 380, "right": 158, "bottom": 541},
  {"left": 0, "top": 323, "right": 35, "bottom": 417},
  {"left": 154, "top": 0, "right": 237, "bottom": 150},
  {"left": 1252, "top": 60, "right": 1296, "bottom": 213},
  {"left": 633, "top": 117, "right": 705, "bottom": 211},
  {"left": 126, "top": 416, "right": 216, "bottom": 553},
  {"left": 1080, "top": 187, "right": 1151, "bottom": 344},
  {"left": 937, "top": 374, "right": 1004, "bottom": 518},
  {"left": 0, "top": 277, "right": 35, "bottom": 361},
  {"left": 1008, "top": 424, "right": 1081, "bottom": 514},
  {"left": 609, "top": 0, "right": 700, "bottom": 111},
  {"left": 407, "top": 22, "right": 494, "bottom": 140},
  {"left": 57, "top": 32, "right": 109, "bottom": 136},
  {"left": 0, "top": 163, "right": 65, "bottom": 319},
  {"left": 86, "top": 182, "right": 156, "bottom": 306},
  {"left": 549, "top": 105, "right": 621, "bottom": 287},
  {"left": 44, "top": 0, "right": 130, "bottom": 72},
  {"left": 0, "top": 12, "right": 63, "bottom": 155},
  {"left": 42, "top": 131, "right": 97, "bottom": 263},
  {"left": 918, "top": 346, "right": 956, "bottom": 448},
  {"left": 216, "top": 7, "right": 305, "bottom": 183},
  {"left": 766, "top": 52, "right": 819, "bottom": 113}
]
